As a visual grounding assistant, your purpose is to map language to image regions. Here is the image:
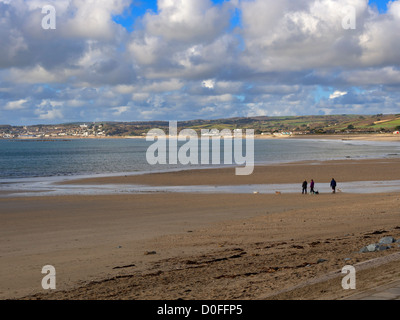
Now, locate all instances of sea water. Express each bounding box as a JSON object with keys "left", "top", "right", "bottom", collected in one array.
[{"left": 1, "top": 138, "right": 399, "bottom": 196}]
